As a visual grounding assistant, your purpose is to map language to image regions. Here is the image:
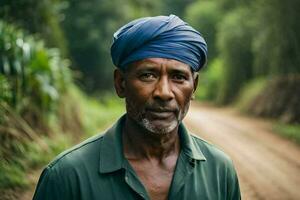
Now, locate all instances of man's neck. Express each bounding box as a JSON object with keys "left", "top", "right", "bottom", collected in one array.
[{"left": 122, "top": 116, "right": 181, "bottom": 161}]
